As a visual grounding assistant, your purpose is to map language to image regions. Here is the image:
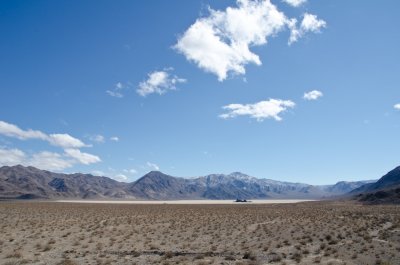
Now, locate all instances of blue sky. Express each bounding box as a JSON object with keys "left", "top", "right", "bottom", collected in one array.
[{"left": 0, "top": 0, "right": 399, "bottom": 184}]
